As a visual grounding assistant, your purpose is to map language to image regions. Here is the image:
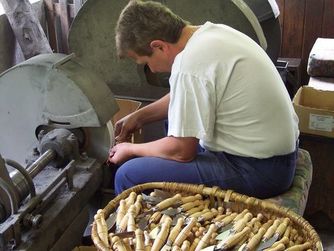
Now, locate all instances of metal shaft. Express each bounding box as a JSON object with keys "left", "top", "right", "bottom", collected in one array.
[{"left": 26, "top": 149, "right": 56, "bottom": 178}]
